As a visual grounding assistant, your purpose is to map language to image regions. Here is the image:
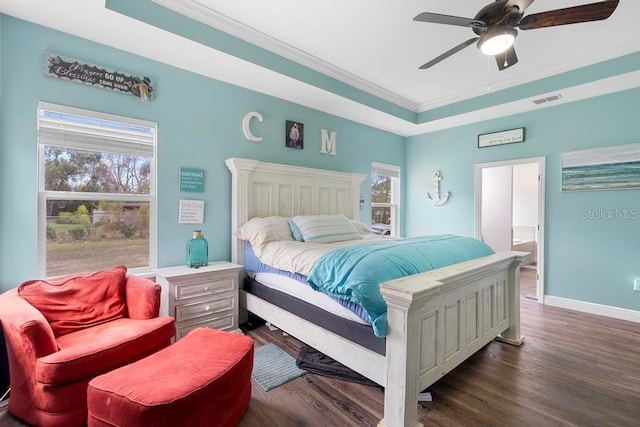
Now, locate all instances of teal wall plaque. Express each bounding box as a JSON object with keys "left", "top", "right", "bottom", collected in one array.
[{"left": 180, "top": 167, "right": 204, "bottom": 193}]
